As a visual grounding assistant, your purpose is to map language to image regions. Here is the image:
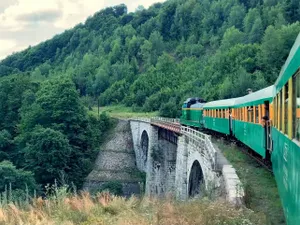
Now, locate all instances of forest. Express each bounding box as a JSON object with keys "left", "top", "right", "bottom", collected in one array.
[{"left": 0, "top": 0, "right": 299, "bottom": 196}]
